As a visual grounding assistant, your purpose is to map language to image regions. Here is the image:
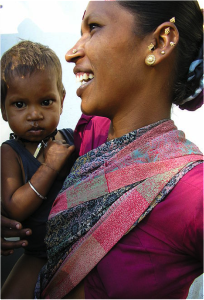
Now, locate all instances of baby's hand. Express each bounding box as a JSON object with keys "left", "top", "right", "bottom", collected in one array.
[{"left": 43, "top": 140, "right": 75, "bottom": 173}]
